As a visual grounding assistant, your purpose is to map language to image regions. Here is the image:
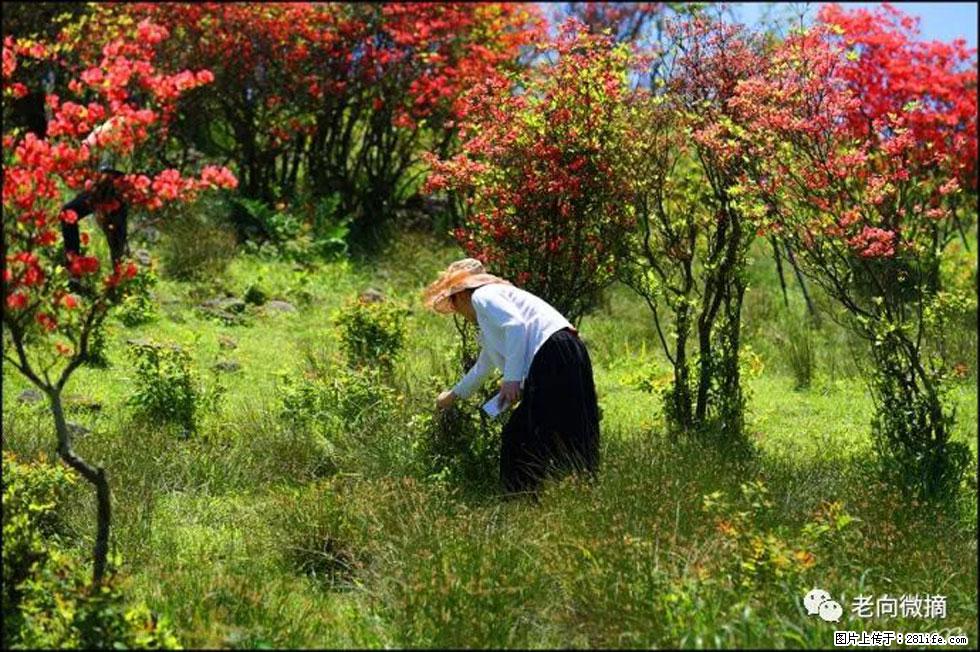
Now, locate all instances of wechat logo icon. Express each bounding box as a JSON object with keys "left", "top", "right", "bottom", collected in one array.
[{"left": 804, "top": 588, "right": 843, "bottom": 623}]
